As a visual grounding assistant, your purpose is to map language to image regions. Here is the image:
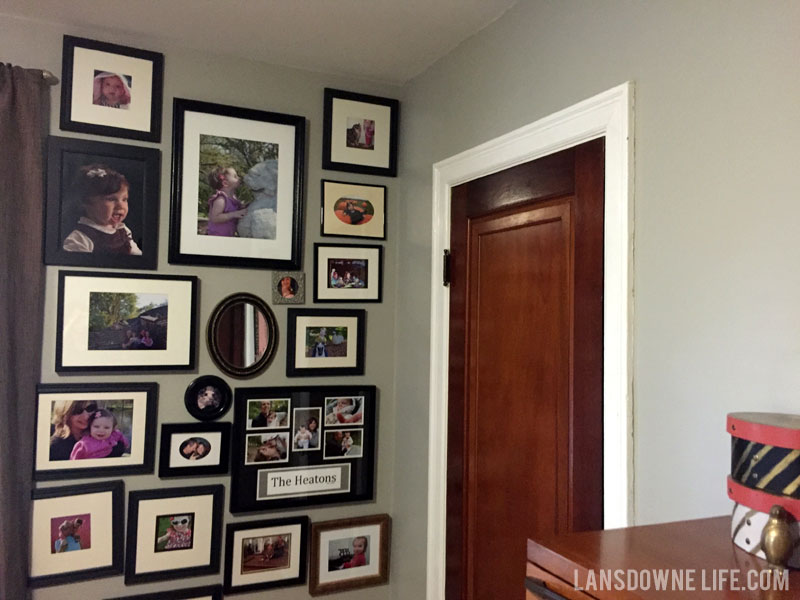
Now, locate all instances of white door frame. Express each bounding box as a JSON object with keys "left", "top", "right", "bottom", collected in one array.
[{"left": 426, "top": 82, "right": 635, "bottom": 600}]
